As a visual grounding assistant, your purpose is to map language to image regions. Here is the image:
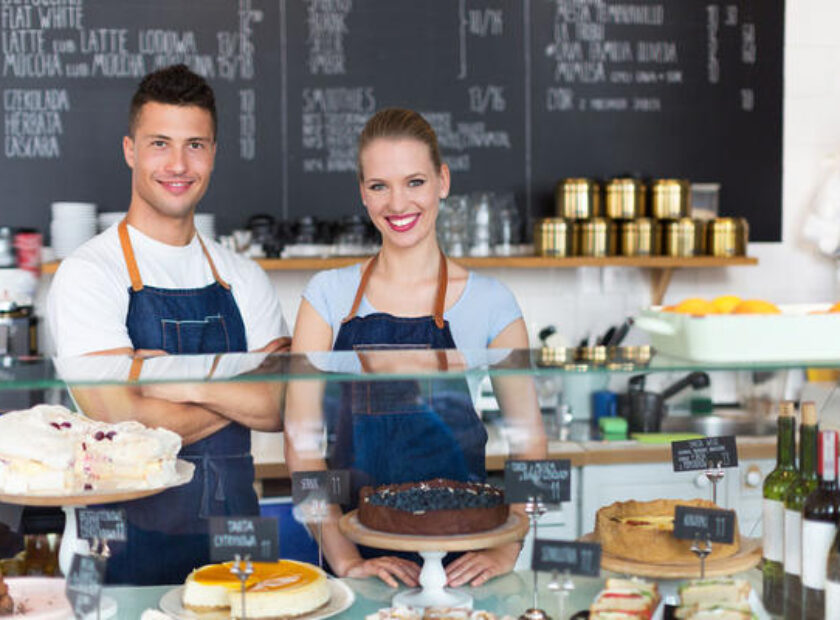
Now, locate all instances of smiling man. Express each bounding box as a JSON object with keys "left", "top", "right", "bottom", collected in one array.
[{"left": 46, "top": 64, "right": 289, "bottom": 584}]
